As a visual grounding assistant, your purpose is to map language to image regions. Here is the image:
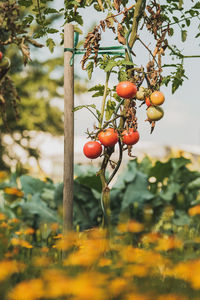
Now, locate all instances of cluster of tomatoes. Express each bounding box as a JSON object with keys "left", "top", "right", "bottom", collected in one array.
[{"left": 83, "top": 81, "right": 165, "bottom": 159}]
